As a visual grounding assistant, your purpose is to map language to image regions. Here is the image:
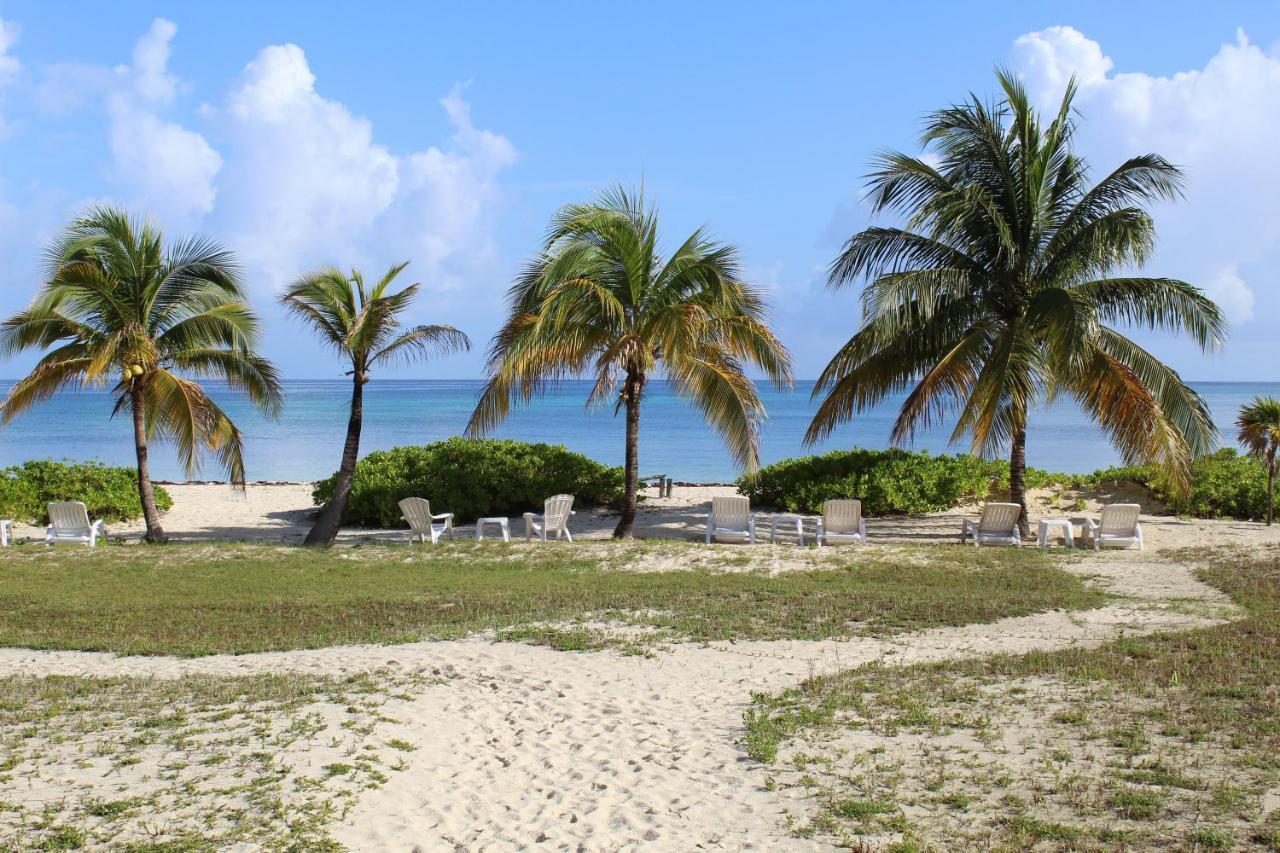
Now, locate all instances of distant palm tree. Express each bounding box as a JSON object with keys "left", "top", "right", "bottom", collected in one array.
[
  {"left": 0, "top": 207, "right": 282, "bottom": 543},
  {"left": 467, "top": 186, "right": 793, "bottom": 538},
  {"left": 1237, "top": 395, "right": 1280, "bottom": 525},
  {"left": 281, "top": 263, "right": 470, "bottom": 546},
  {"left": 807, "top": 70, "right": 1225, "bottom": 536}
]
